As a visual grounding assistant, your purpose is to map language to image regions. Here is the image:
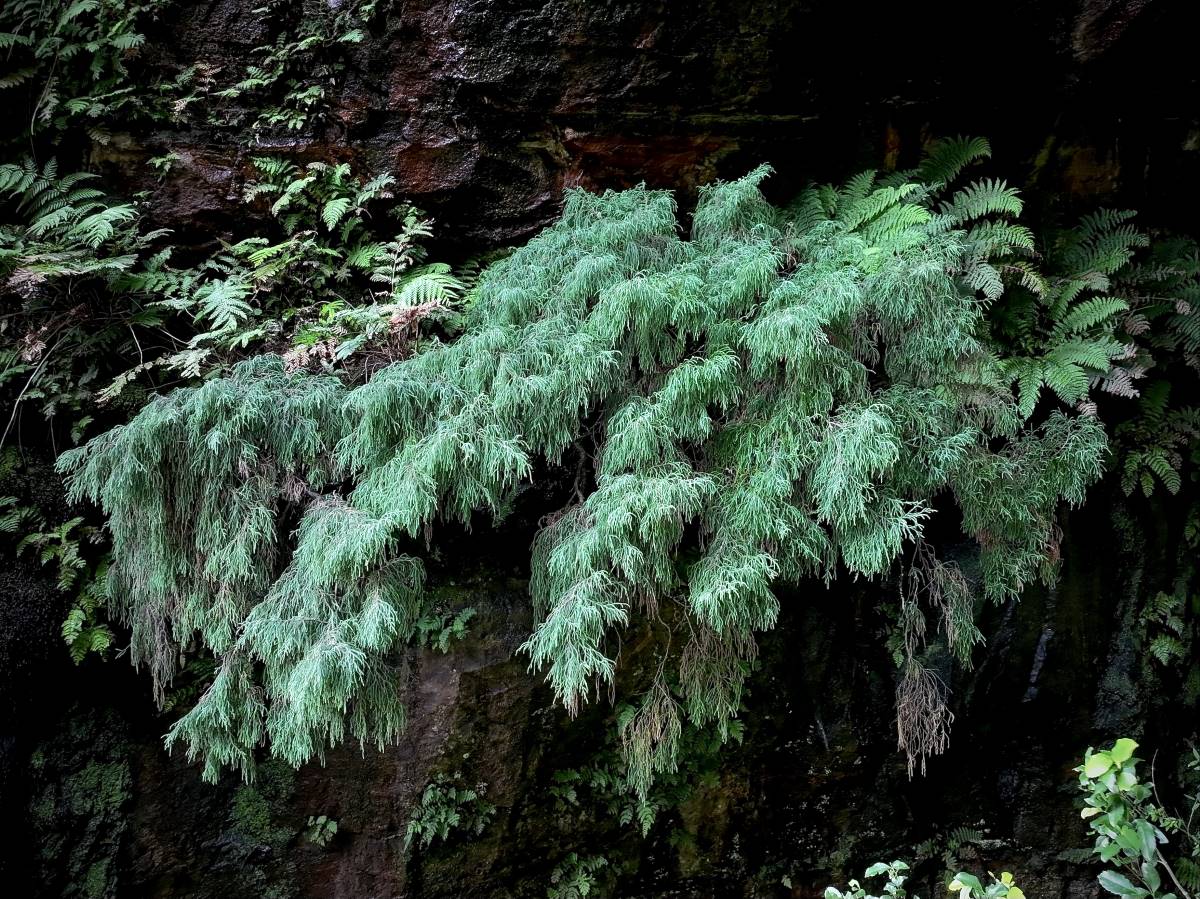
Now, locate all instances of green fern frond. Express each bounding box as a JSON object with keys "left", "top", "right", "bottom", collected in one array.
[
  {"left": 321, "top": 197, "right": 351, "bottom": 231},
  {"left": 915, "top": 136, "right": 991, "bottom": 187},
  {"left": 193, "top": 277, "right": 253, "bottom": 334},
  {"left": 940, "top": 179, "right": 1023, "bottom": 225},
  {"left": 393, "top": 263, "right": 464, "bottom": 306},
  {"left": 1058, "top": 297, "right": 1129, "bottom": 334}
]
